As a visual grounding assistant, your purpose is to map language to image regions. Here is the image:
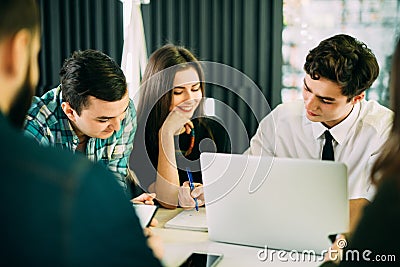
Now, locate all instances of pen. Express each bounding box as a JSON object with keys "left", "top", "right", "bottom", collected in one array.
[{"left": 186, "top": 167, "right": 199, "bottom": 211}]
